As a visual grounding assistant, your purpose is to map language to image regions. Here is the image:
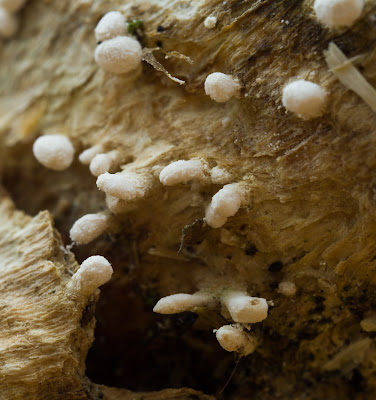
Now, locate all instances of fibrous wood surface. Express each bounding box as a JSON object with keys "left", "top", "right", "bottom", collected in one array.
[{"left": 1, "top": 0, "right": 376, "bottom": 399}]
